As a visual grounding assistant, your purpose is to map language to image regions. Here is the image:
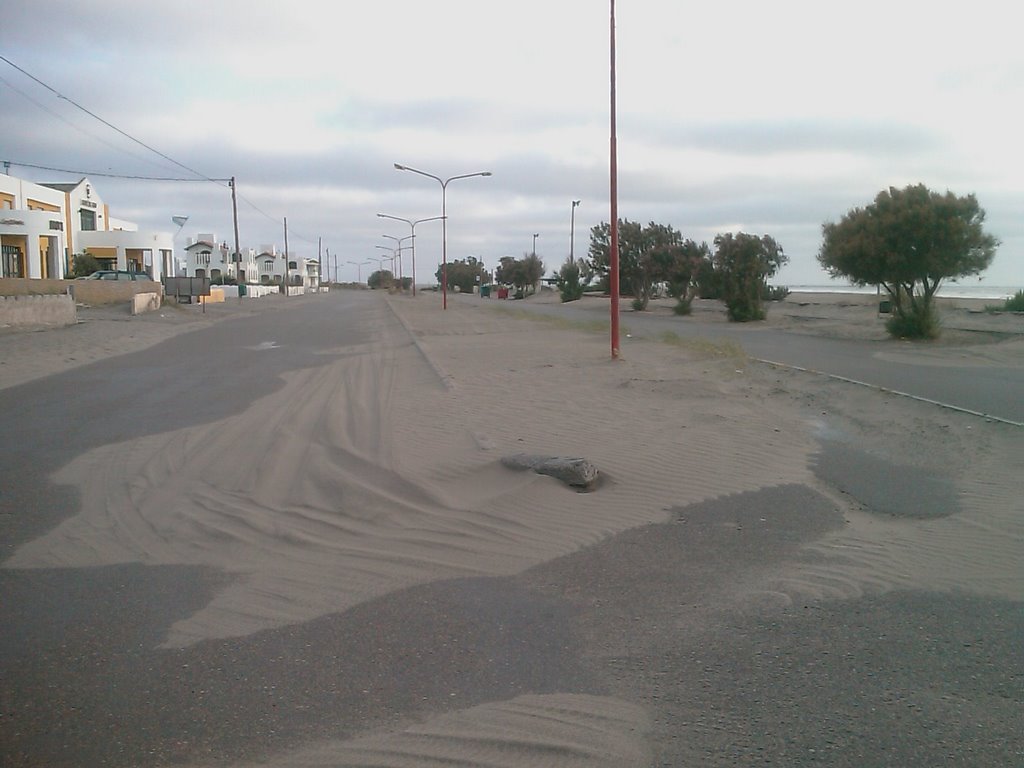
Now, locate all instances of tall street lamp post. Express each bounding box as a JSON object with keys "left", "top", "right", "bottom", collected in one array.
[
  {"left": 394, "top": 163, "right": 492, "bottom": 310},
  {"left": 532, "top": 233, "right": 539, "bottom": 257},
  {"left": 377, "top": 213, "right": 445, "bottom": 297},
  {"left": 570, "top": 200, "right": 581, "bottom": 265}
]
